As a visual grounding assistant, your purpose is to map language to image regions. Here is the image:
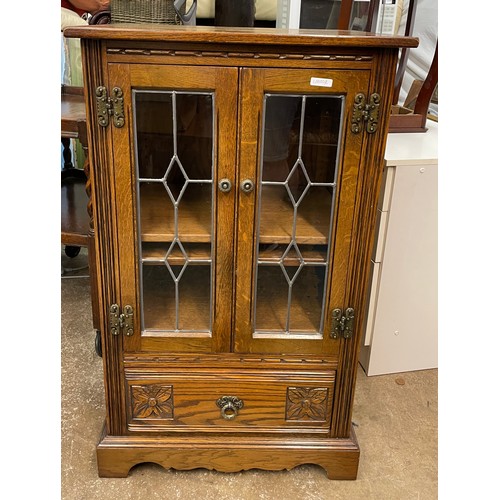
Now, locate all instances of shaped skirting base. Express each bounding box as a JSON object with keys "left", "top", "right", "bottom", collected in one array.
[{"left": 96, "top": 426, "right": 360, "bottom": 480}]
